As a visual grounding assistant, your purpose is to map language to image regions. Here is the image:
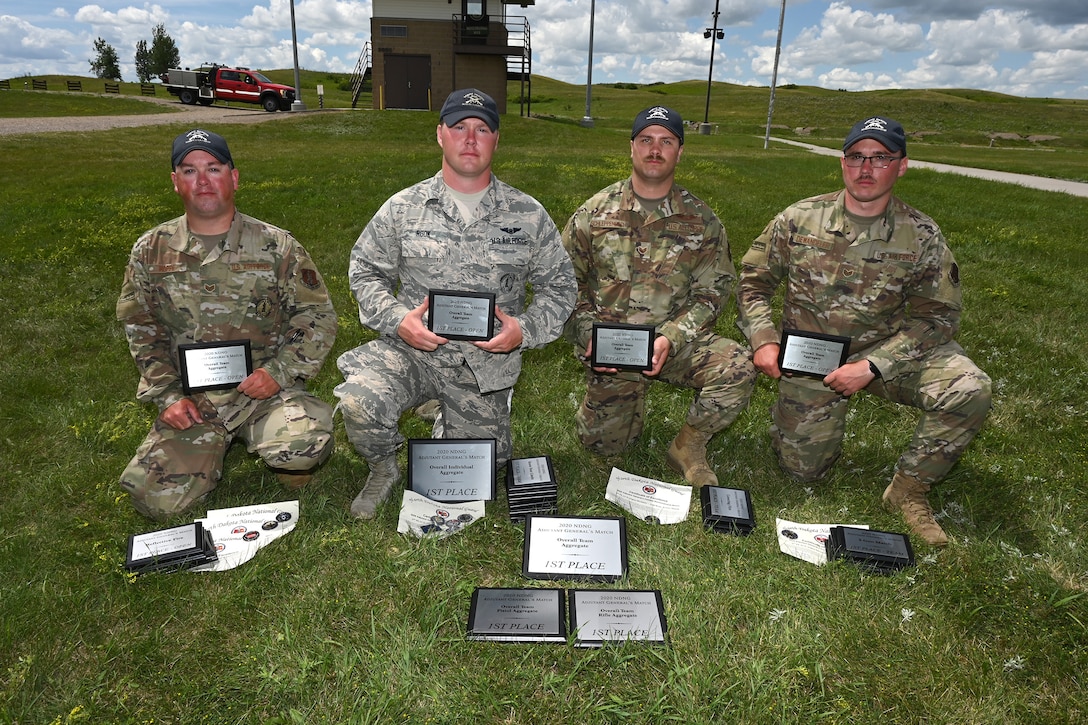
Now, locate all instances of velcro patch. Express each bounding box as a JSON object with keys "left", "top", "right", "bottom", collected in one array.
[
  {"left": 665, "top": 221, "right": 702, "bottom": 235},
  {"left": 793, "top": 235, "right": 834, "bottom": 251},
  {"left": 878, "top": 251, "right": 918, "bottom": 263},
  {"left": 149, "top": 263, "right": 187, "bottom": 274},
  {"left": 591, "top": 219, "right": 628, "bottom": 230},
  {"left": 230, "top": 262, "right": 274, "bottom": 272}
]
